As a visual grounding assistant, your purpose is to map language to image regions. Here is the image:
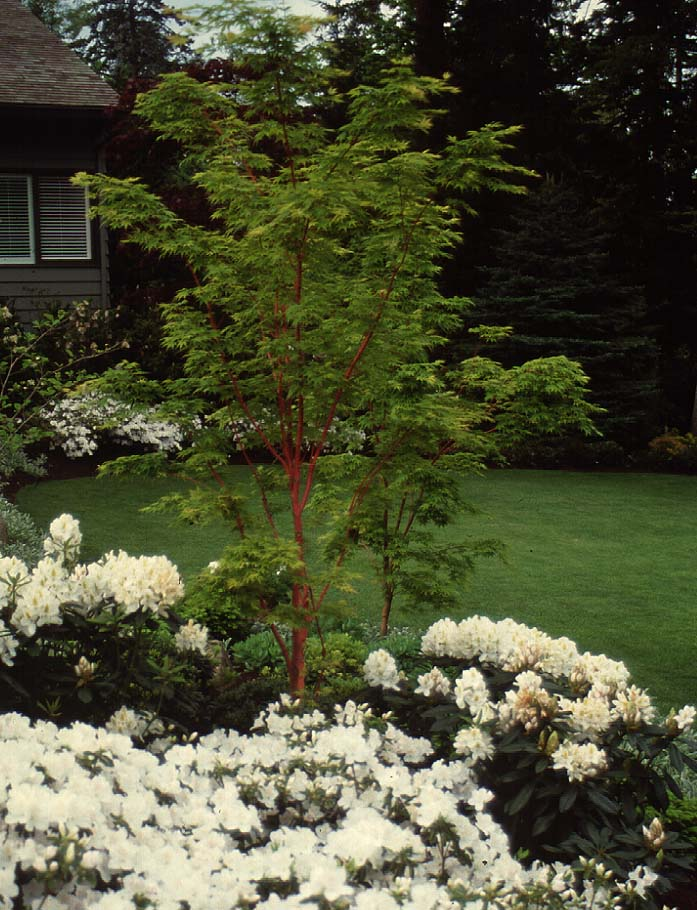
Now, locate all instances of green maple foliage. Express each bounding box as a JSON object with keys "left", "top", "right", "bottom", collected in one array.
[{"left": 75, "top": 4, "right": 597, "bottom": 693}]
